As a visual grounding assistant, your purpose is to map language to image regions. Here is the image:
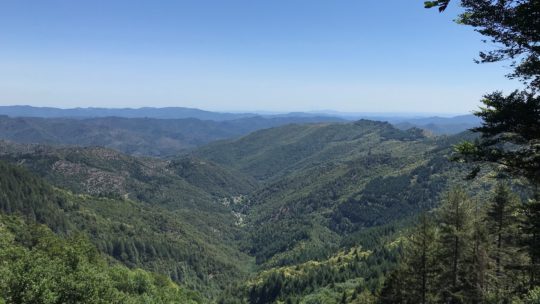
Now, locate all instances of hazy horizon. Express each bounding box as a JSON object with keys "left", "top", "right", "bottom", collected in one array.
[
  {"left": 0, "top": 104, "right": 472, "bottom": 117},
  {"left": 0, "top": 0, "right": 522, "bottom": 114}
]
